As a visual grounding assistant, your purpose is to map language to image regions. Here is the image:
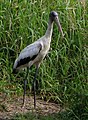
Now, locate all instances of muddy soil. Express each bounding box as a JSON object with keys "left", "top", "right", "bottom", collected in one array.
[{"left": 0, "top": 95, "right": 61, "bottom": 119}]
